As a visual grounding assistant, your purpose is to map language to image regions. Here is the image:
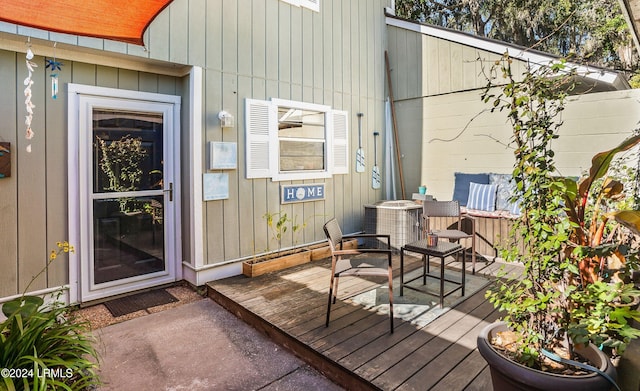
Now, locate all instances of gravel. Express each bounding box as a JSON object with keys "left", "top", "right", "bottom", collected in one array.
[{"left": 72, "top": 283, "right": 205, "bottom": 330}]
